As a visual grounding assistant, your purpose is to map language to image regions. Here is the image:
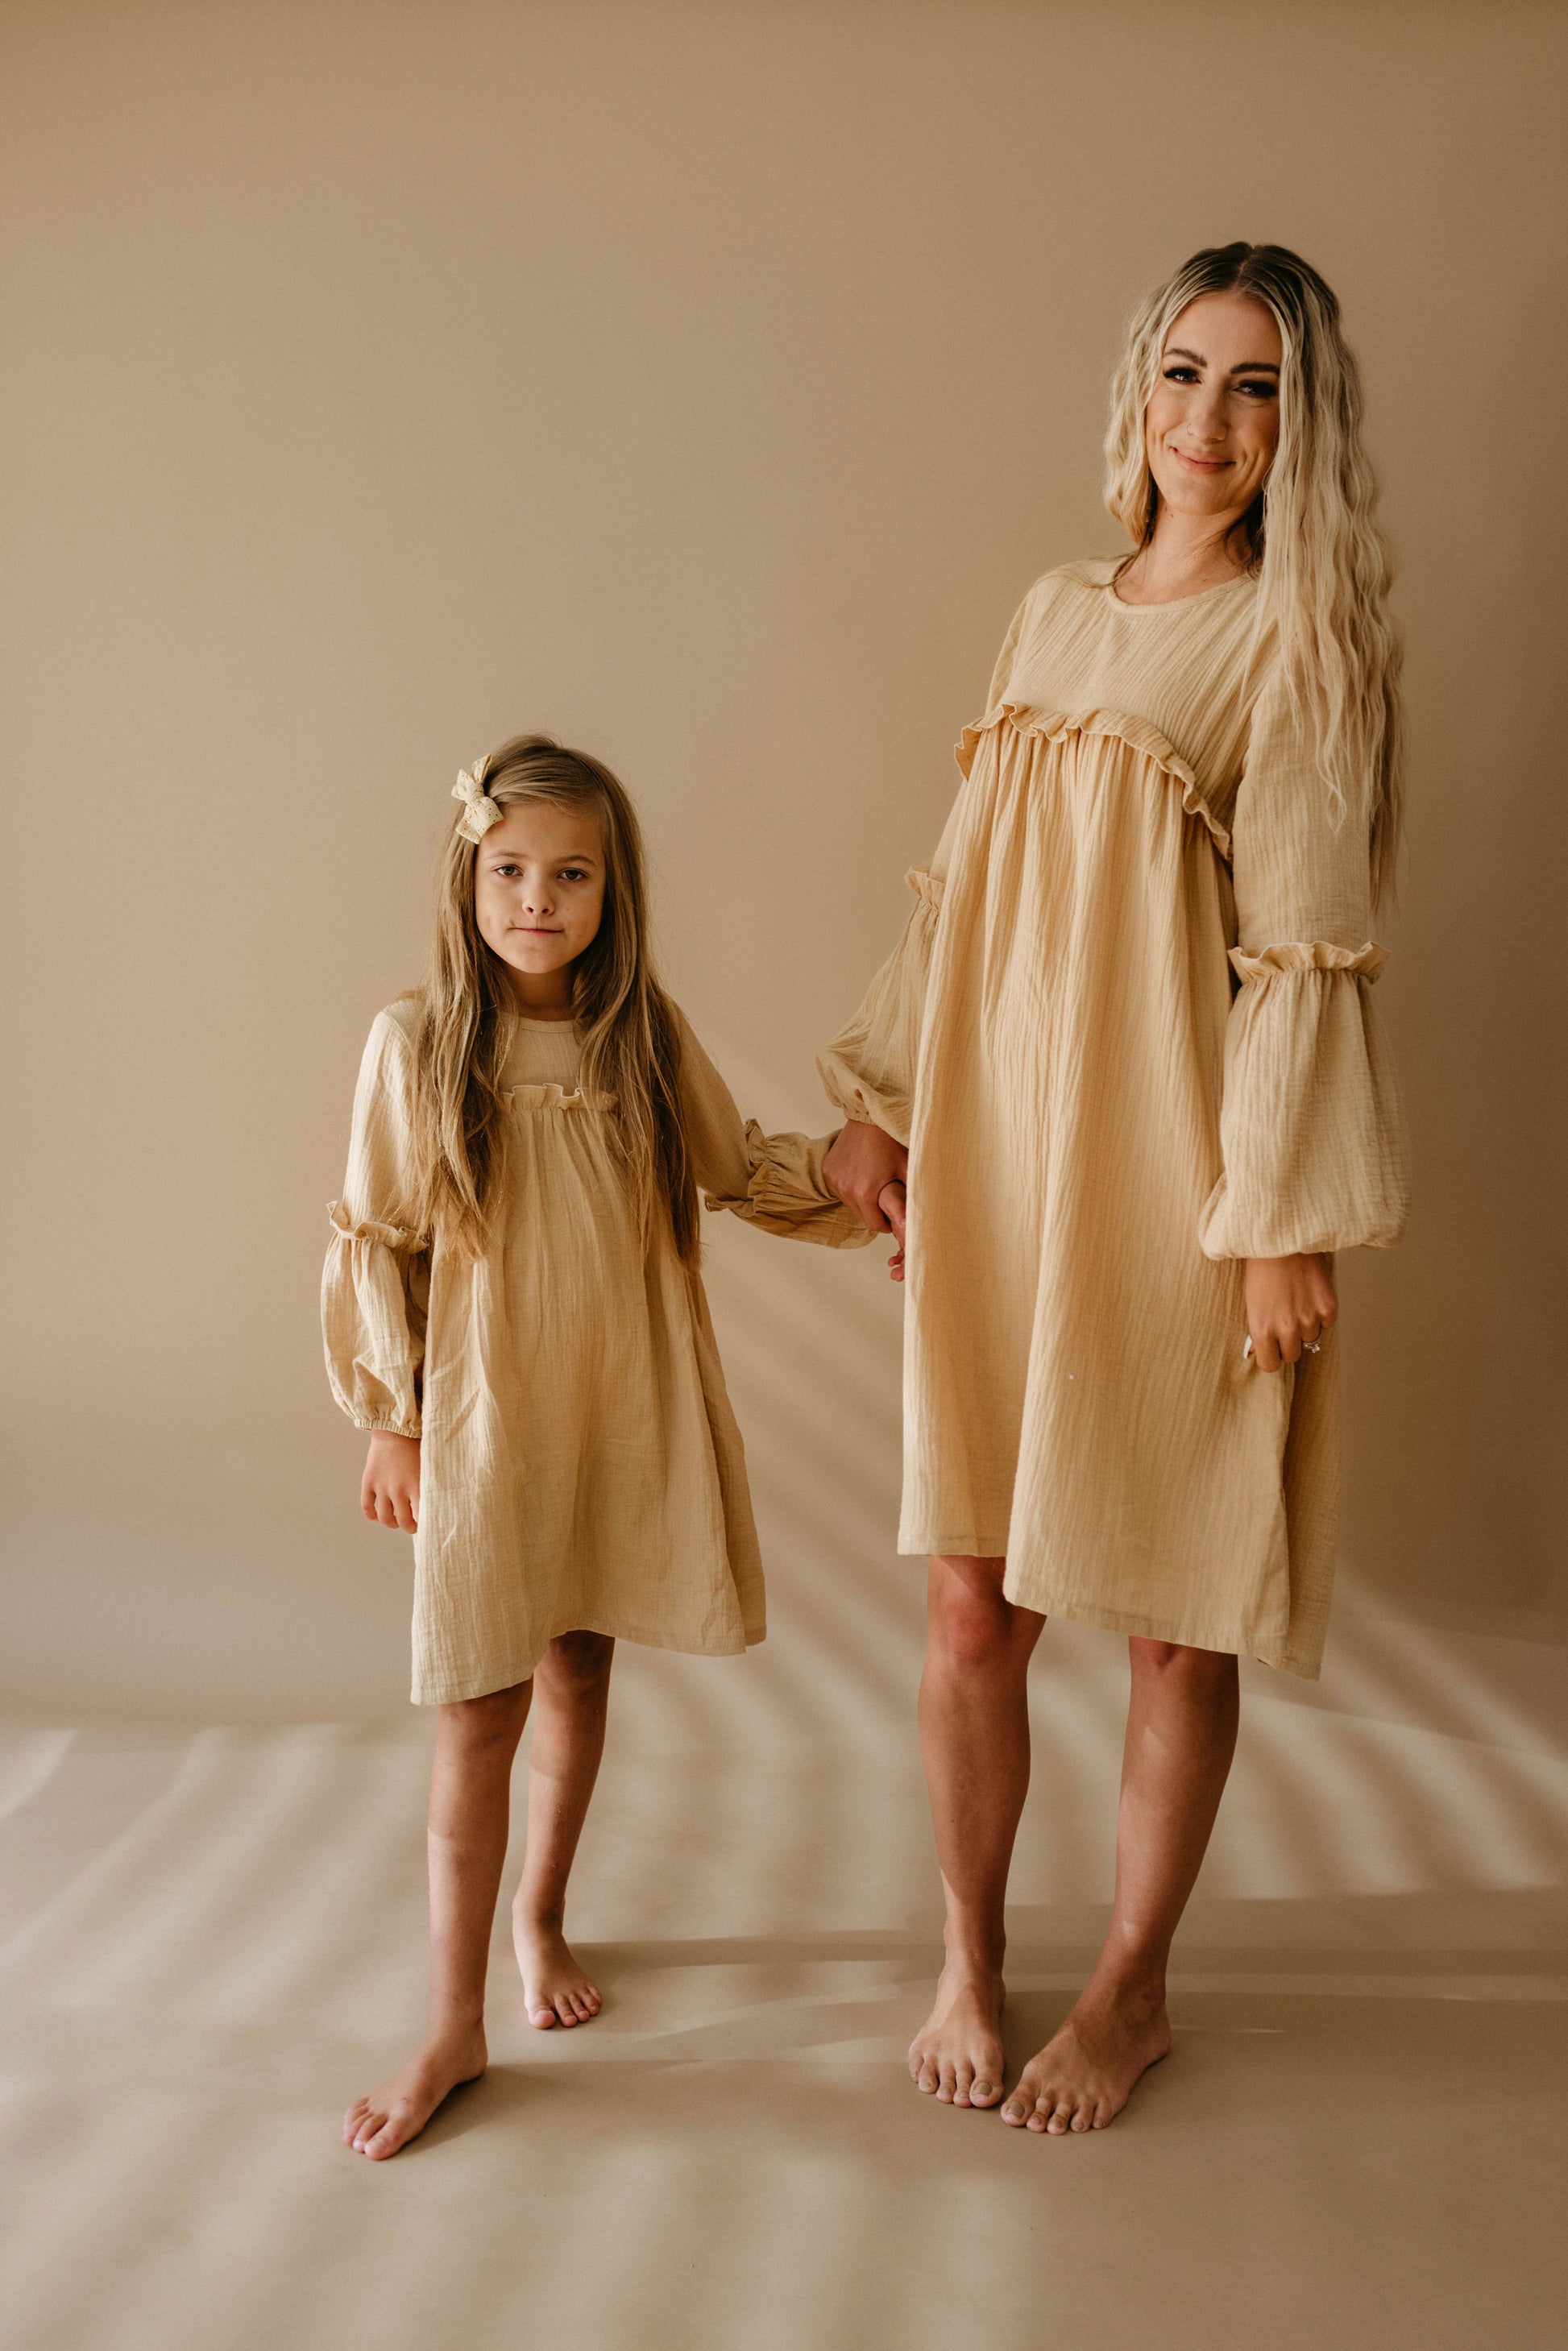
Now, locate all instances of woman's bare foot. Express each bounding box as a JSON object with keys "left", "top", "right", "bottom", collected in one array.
[
  {"left": 512, "top": 1914, "right": 603, "bottom": 2029},
  {"left": 1001, "top": 1980, "right": 1171, "bottom": 2134},
  {"left": 342, "top": 2020, "right": 487, "bottom": 2160},
  {"left": 908, "top": 1961, "right": 1006, "bottom": 2107}
]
